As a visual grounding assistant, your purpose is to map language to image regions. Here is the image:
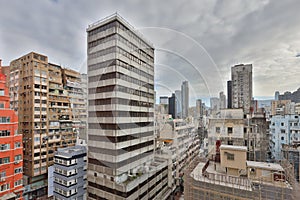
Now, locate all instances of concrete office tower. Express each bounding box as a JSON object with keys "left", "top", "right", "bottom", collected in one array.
[
  {"left": 9, "top": 52, "right": 77, "bottom": 199},
  {"left": 87, "top": 14, "right": 168, "bottom": 200},
  {"left": 231, "top": 64, "right": 253, "bottom": 113},
  {"left": 181, "top": 81, "right": 189, "bottom": 118},
  {"left": 219, "top": 91, "right": 226, "bottom": 109},
  {"left": 53, "top": 145, "right": 87, "bottom": 200},
  {"left": 168, "top": 93, "right": 176, "bottom": 119},
  {"left": 227, "top": 80, "right": 232, "bottom": 108},
  {"left": 175, "top": 90, "right": 181, "bottom": 118}
]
